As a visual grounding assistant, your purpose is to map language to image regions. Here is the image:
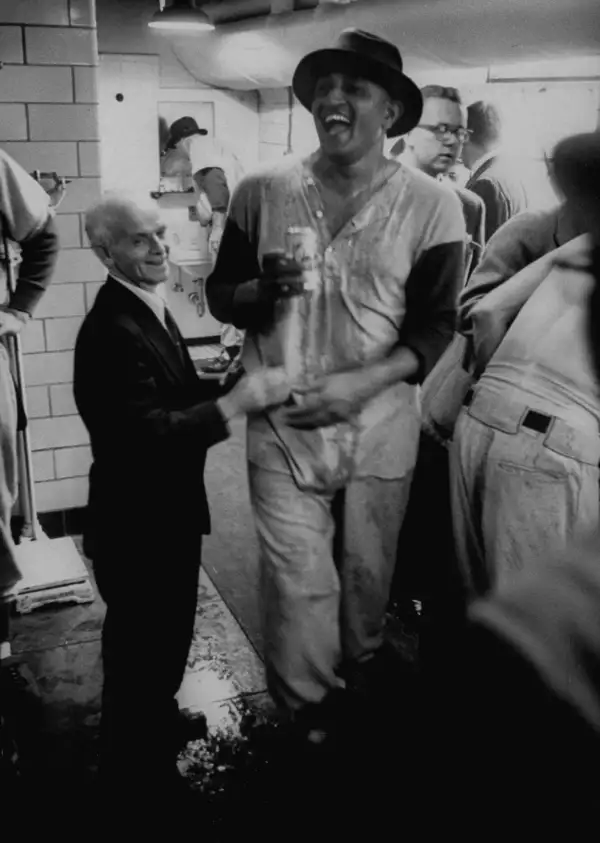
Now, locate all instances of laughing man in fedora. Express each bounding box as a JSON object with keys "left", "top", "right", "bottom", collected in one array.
[{"left": 206, "top": 29, "right": 466, "bottom": 741}]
